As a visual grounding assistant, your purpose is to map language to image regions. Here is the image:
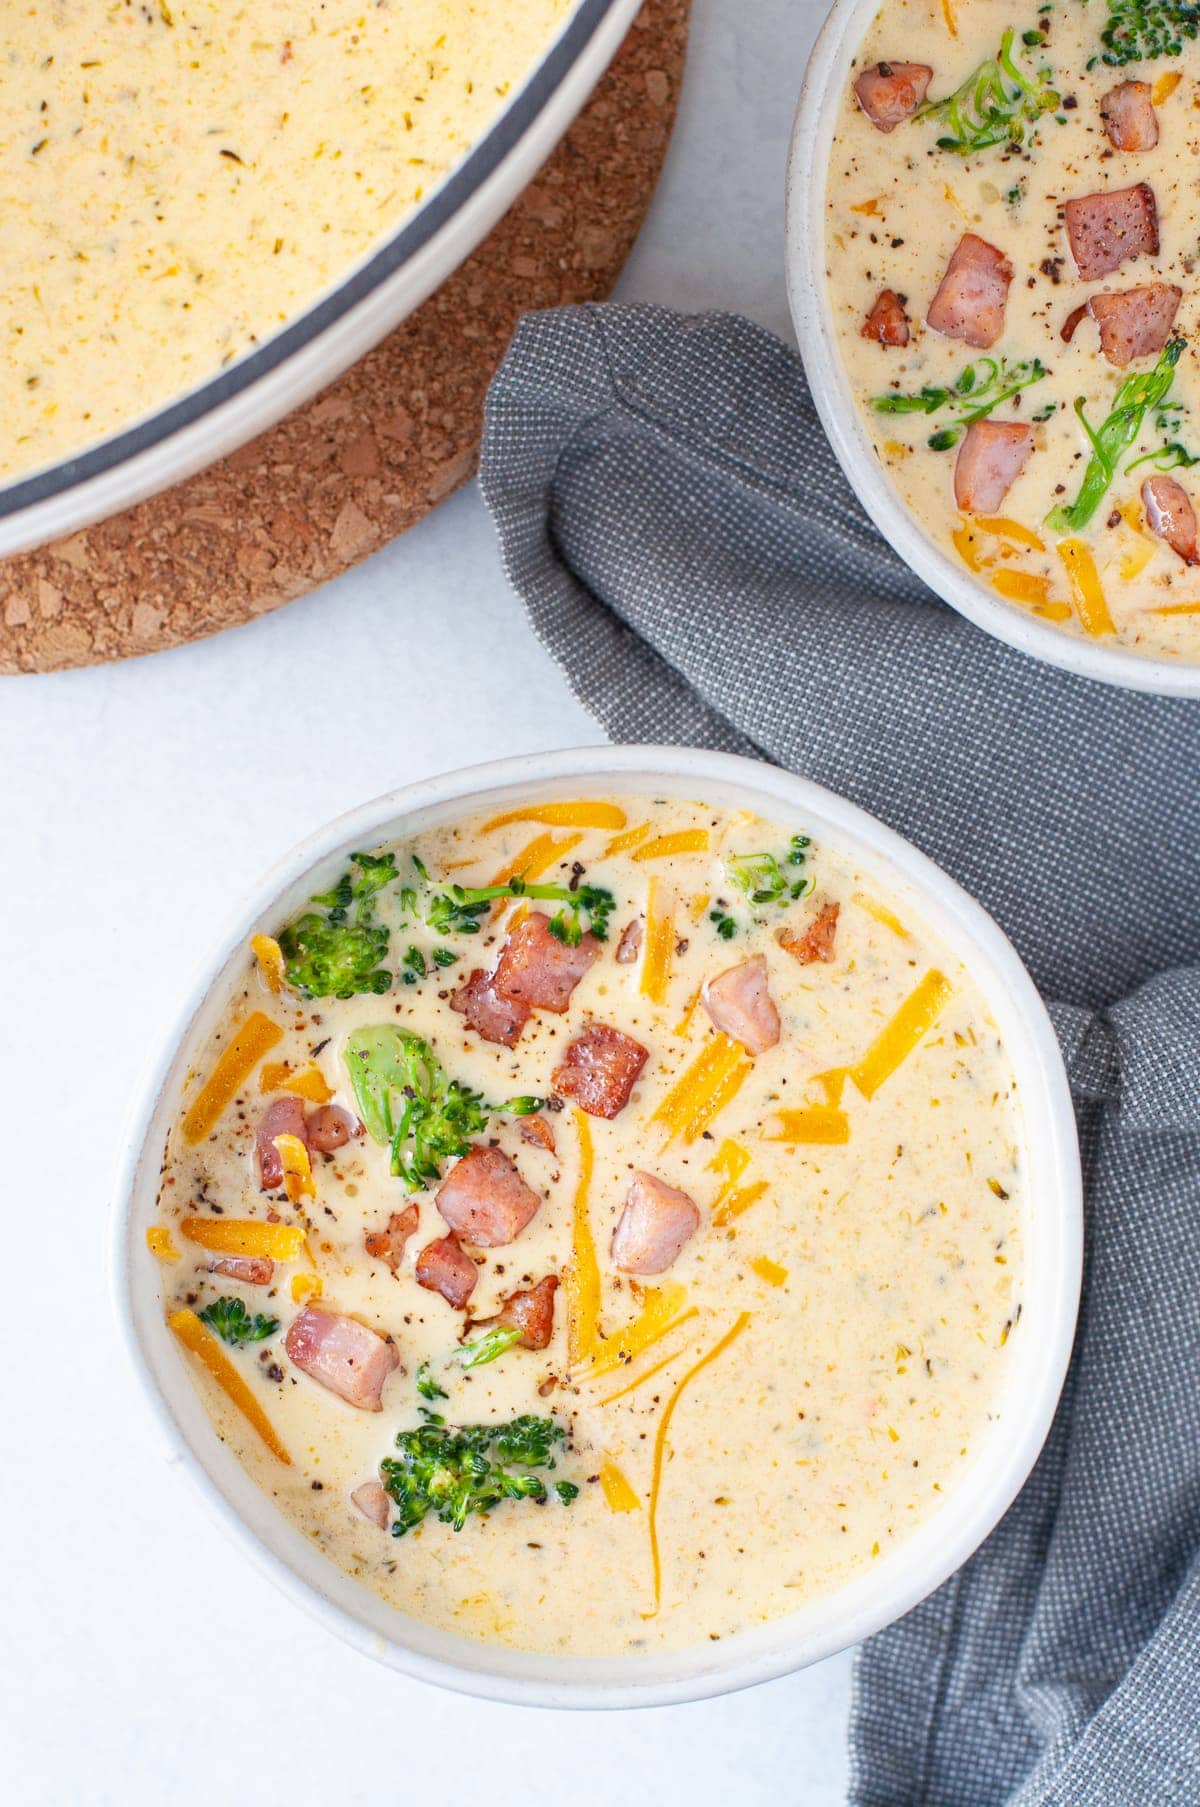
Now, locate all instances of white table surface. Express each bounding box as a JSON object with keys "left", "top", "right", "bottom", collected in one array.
[{"left": 1, "top": 1, "right": 856, "bottom": 1799}]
